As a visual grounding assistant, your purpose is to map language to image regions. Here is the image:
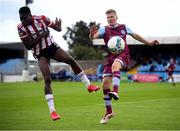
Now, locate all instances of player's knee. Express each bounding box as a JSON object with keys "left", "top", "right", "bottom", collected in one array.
[
  {"left": 102, "top": 80, "right": 110, "bottom": 89},
  {"left": 111, "top": 64, "right": 119, "bottom": 71},
  {"left": 111, "top": 61, "right": 123, "bottom": 71}
]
